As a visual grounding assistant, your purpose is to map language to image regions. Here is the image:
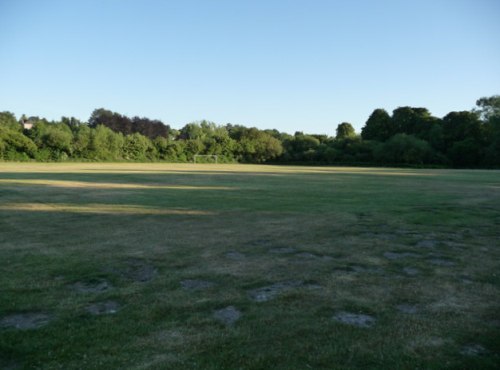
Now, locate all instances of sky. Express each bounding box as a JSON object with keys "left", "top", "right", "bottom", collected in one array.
[{"left": 0, "top": 0, "right": 499, "bottom": 135}]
